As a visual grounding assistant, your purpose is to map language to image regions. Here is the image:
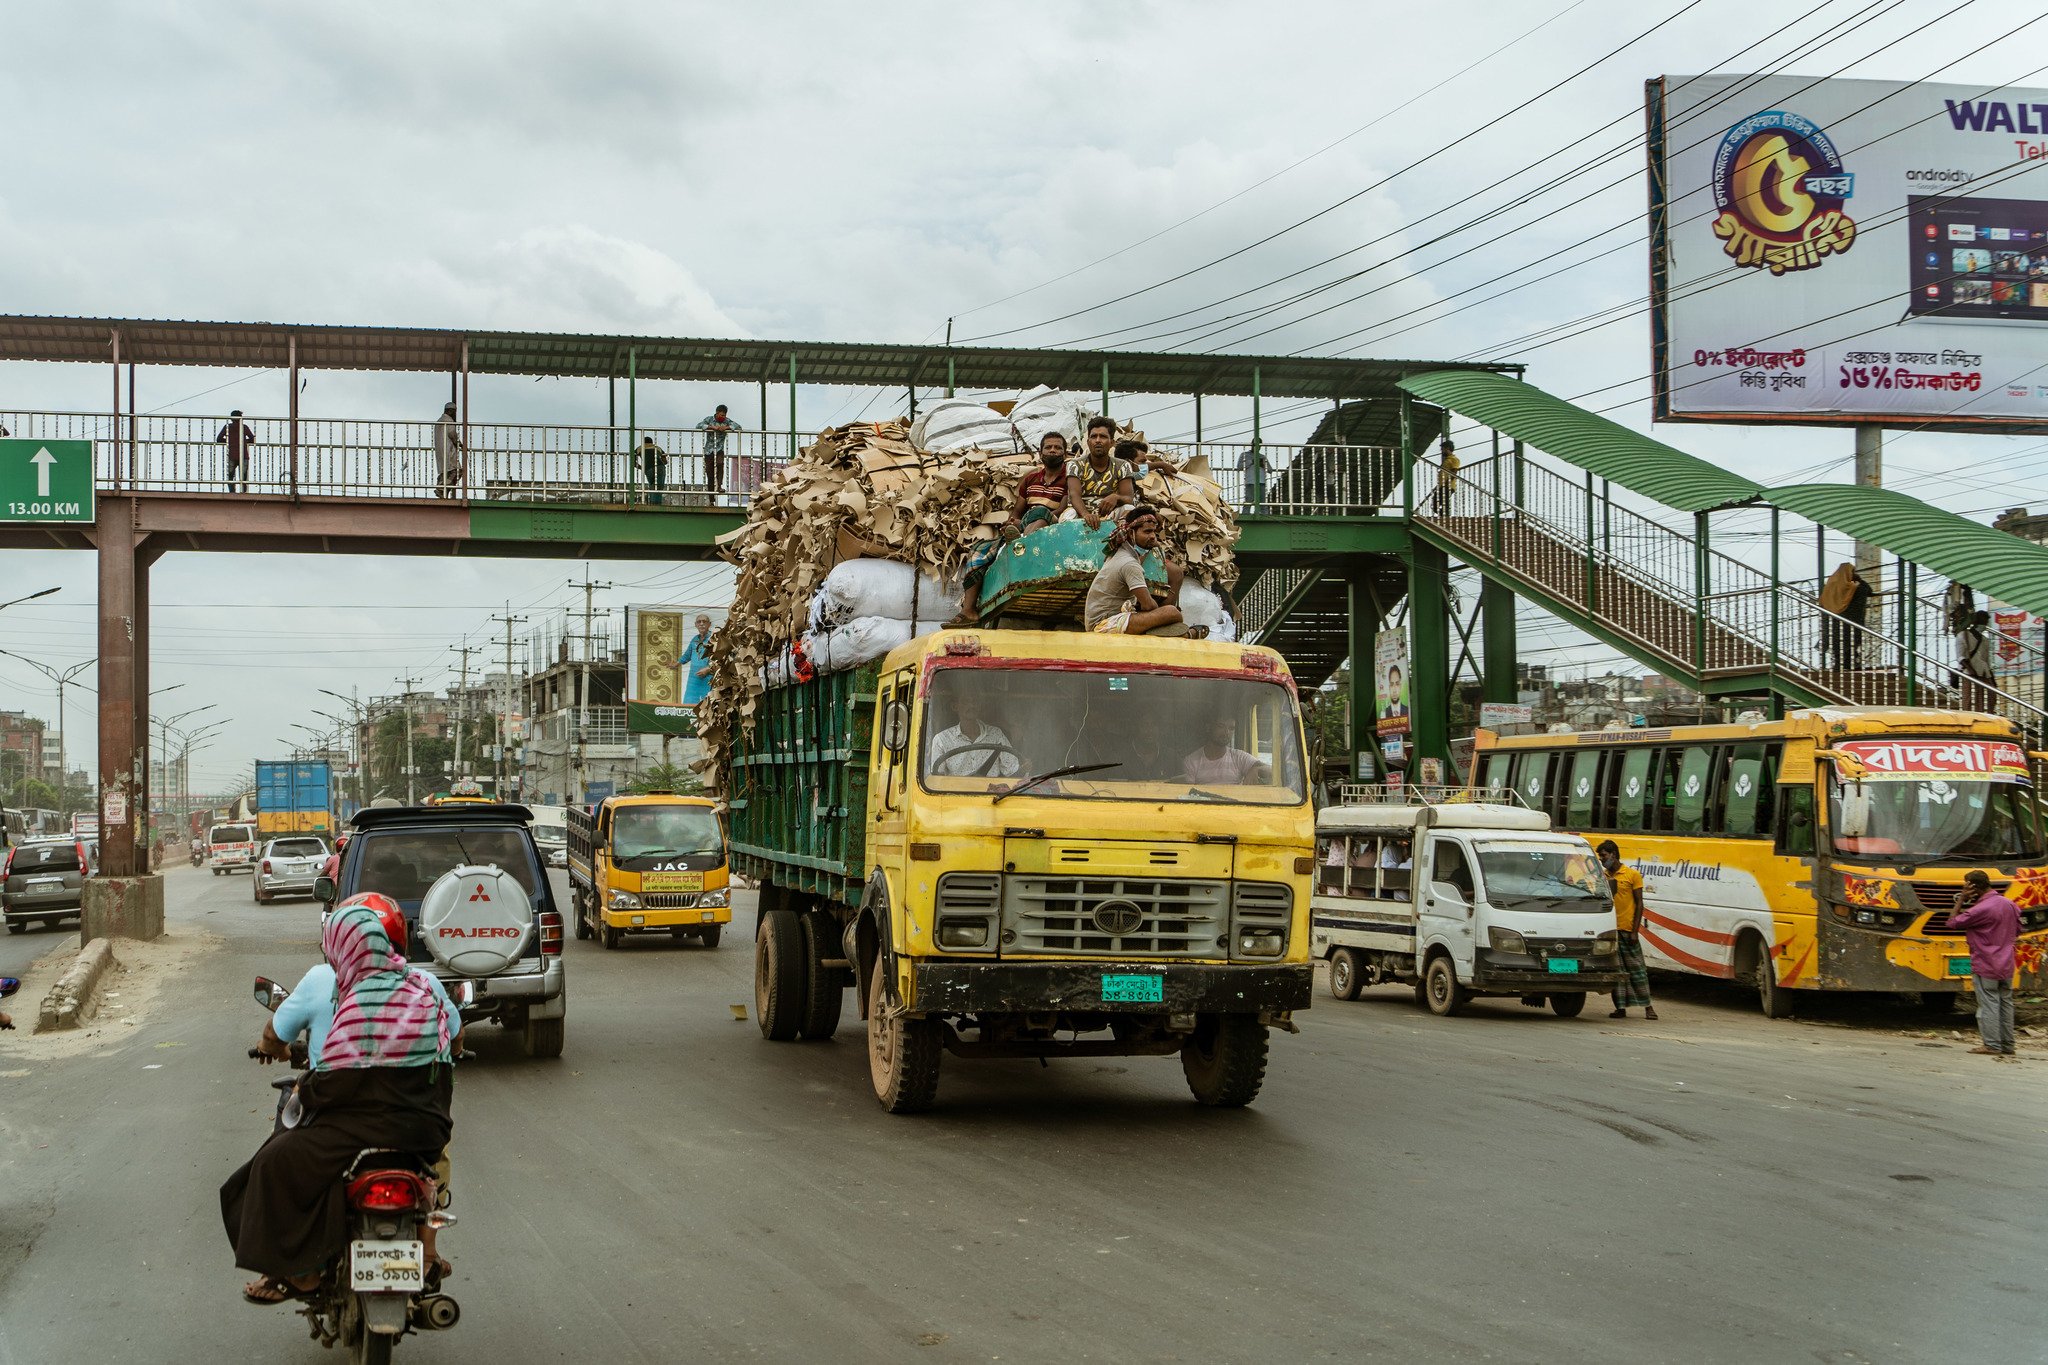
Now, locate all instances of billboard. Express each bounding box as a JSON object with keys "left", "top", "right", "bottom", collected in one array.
[
  {"left": 625, "top": 605, "right": 721, "bottom": 734},
  {"left": 1374, "top": 628, "right": 1410, "bottom": 739},
  {"left": 1649, "top": 74, "right": 2048, "bottom": 431}
]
